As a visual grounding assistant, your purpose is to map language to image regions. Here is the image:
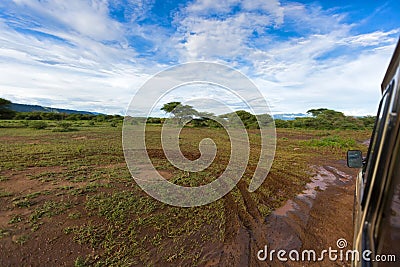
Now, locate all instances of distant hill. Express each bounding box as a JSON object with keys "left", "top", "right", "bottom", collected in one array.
[
  {"left": 272, "top": 113, "right": 309, "bottom": 120},
  {"left": 10, "top": 103, "right": 100, "bottom": 115}
]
